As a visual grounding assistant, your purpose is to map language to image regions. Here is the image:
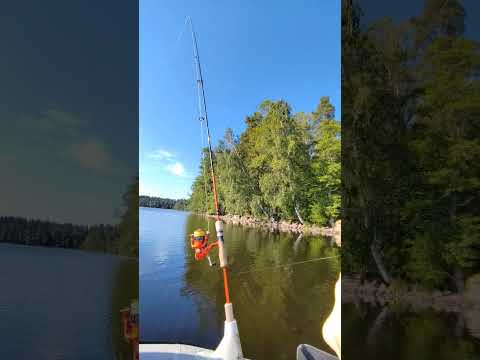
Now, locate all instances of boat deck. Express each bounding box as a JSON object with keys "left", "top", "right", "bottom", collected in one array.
[
  {"left": 140, "top": 344, "right": 216, "bottom": 360},
  {"left": 140, "top": 343, "right": 337, "bottom": 360}
]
